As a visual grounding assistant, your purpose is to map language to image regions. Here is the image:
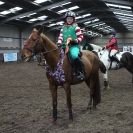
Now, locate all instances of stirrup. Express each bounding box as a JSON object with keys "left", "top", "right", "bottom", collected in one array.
[{"left": 77, "top": 72, "right": 85, "bottom": 80}]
